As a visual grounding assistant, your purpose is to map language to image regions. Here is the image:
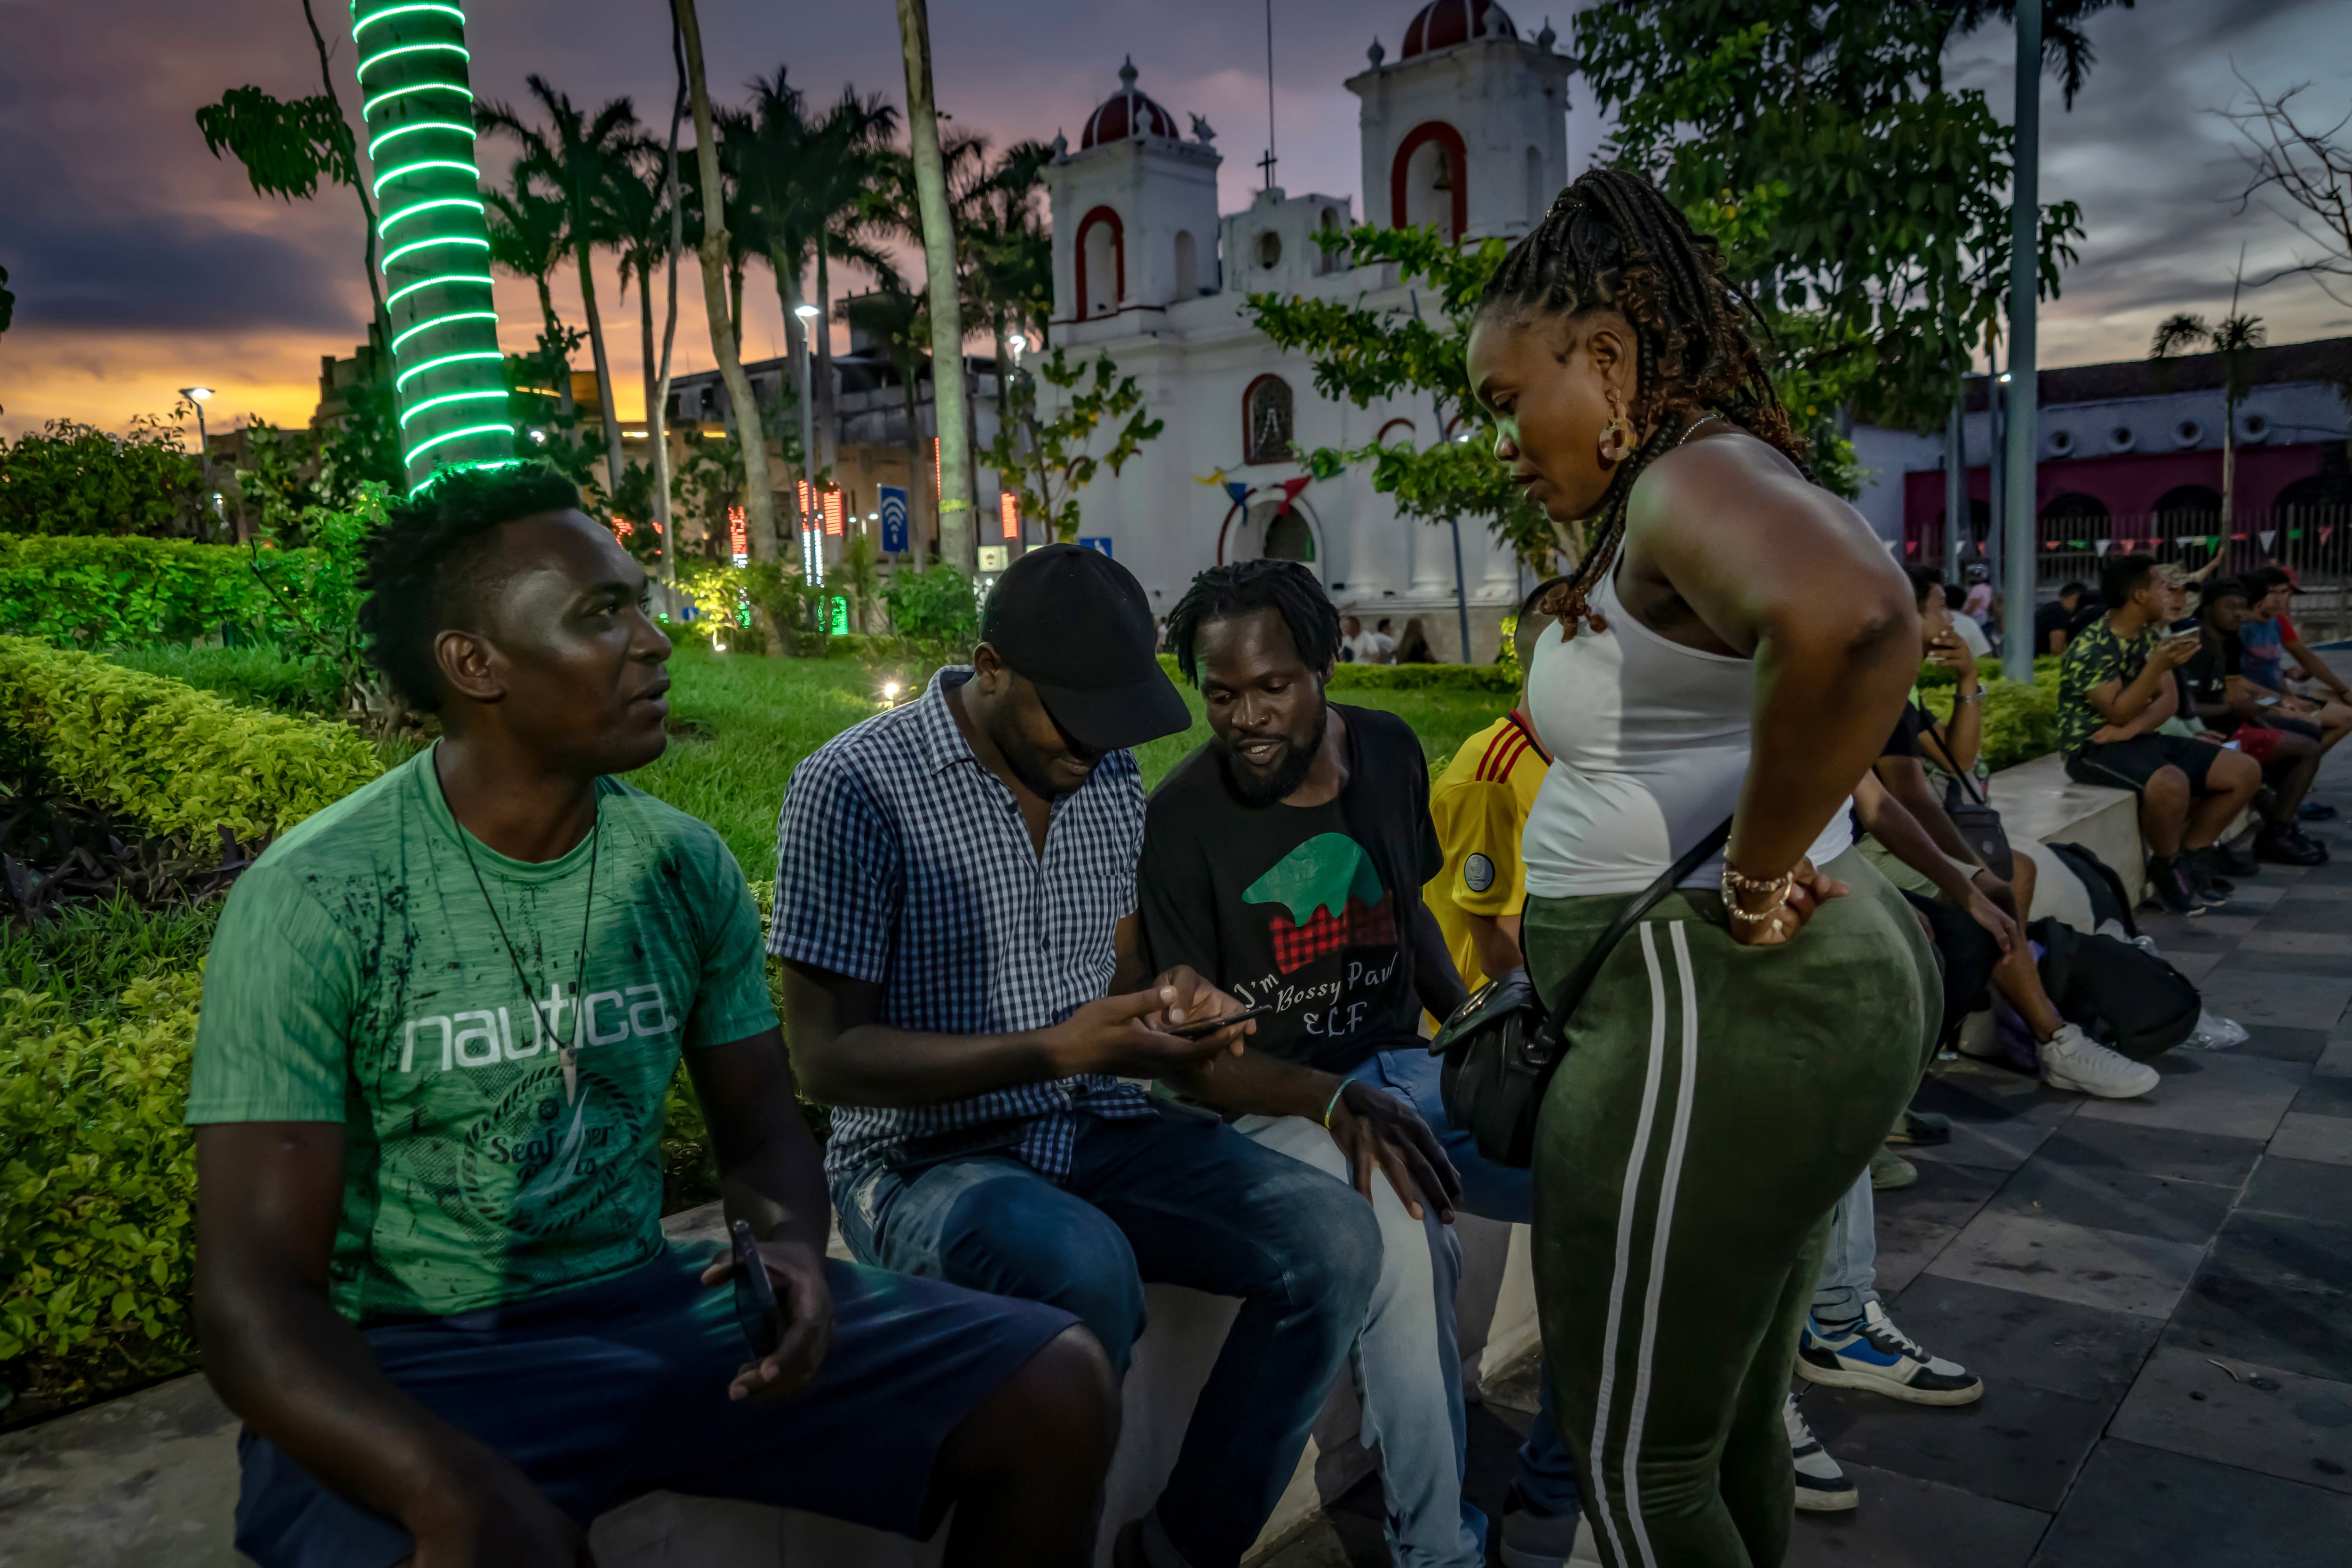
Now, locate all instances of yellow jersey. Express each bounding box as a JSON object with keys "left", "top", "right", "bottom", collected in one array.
[{"left": 1423, "top": 712, "right": 1548, "bottom": 997}]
